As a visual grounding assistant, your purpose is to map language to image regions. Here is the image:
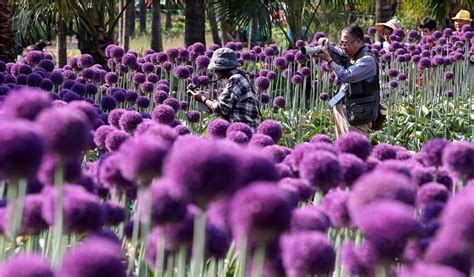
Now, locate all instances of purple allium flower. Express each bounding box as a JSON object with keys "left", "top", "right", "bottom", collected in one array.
[
  {"left": 443, "top": 90, "right": 454, "bottom": 97},
  {"left": 71, "top": 82, "right": 87, "bottom": 96},
  {"left": 186, "top": 110, "right": 200, "bottom": 123},
  {"left": 100, "top": 95, "right": 117, "bottom": 111},
  {"left": 141, "top": 124, "right": 178, "bottom": 144},
  {"left": 273, "top": 96, "right": 286, "bottom": 109},
  {"left": 424, "top": 236, "right": 471, "bottom": 275},
  {"left": 349, "top": 170, "right": 417, "bottom": 215},
  {"left": 152, "top": 90, "right": 168, "bottom": 104},
  {"left": 118, "top": 110, "right": 142, "bottom": 134},
  {"left": 281, "top": 231, "right": 336, "bottom": 277},
  {"left": 248, "top": 134, "right": 274, "bottom": 148},
  {"left": 335, "top": 131, "right": 372, "bottom": 160},
  {"left": 416, "top": 182, "right": 449, "bottom": 209},
  {"left": 256, "top": 120, "right": 282, "bottom": 143},
  {"left": 321, "top": 188, "right": 351, "bottom": 228},
  {"left": 138, "top": 178, "right": 187, "bottom": 225},
  {"left": 36, "top": 154, "right": 81, "bottom": 185},
  {"left": 227, "top": 122, "right": 253, "bottom": 140},
  {"left": 136, "top": 96, "right": 150, "bottom": 109},
  {"left": 388, "top": 80, "right": 398, "bottom": 88},
  {"left": 340, "top": 240, "right": 376, "bottom": 276},
  {"left": 132, "top": 72, "right": 146, "bottom": 85},
  {"left": 438, "top": 188, "right": 474, "bottom": 244},
  {"left": 163, "top": 97, "right": 179, "bottom": 112},
  {"left": 98, "top": 154, "right": 135, "bottom": 191},
  {"left": 152, "top": 104, "right": 176, "bottom": 125},
  {"left": 442, "top": 142, "right": 474, "bottom": 179},
  {"left": 77, "top": 54, "right": 94, "bottom": 69},
  {"left": 4, "top": 194, "right": 48, "bottom": 236},
  {"left": 387, "top": 68, "right": 399, "bottom": 77},
  {"left": 36, "top": 107, "right": 91, "bottom": 157},
  {"left": 299, "top": 150, "right": 341, "bottom": 192},
  {"left": 207, "top": 118, "right": 229, "bottom": 139},
  {"left": 422, "top": 138, "right": 449, "bottom": 167},
  {"left": 164, "top": 136, "right": 241, "bottom": 207},
  {"left": 382, "top": 53, "right": 391, "bottom": 62},
  {"left": 105, "top": 130, "right": 130, "bottom": 152},
  {"left": 368, "top": 26, "right": 377, "bottom": 34},
  {"left": 0, "top": 253, "right": 54, "bottom": 277},
  {"left": 230, "top": 182, "right": 292, "bottom": 241},
  {"left": 48, "top": 70, "right": 64, "bottom": 85},
  {"left": 317, "top": 91, "right": 329, "bottom": 101},
  {"left": 174, "top": 125, "right": 190, "bottom": 136},
  {"left": 372, "top": 143, "right": 398, "bottom": 161},
  {"left": 69, "top": 100, "right": 99, "bottom": 127},
  {"left": 295, "top": 39, "right": 305, "bottom": 47},
  {"left": 339, "top": 153, "right": 367, "bottom": 187},
  {"left": 58, "top": 238, "right": 125, "bottom": 277},
  {"left": 443, "top": 71, "right": 455, "bottom": 81},
  {"left": 118, "top": 135, "right": 169, "bottom": 184},
  {"left": 259, "top": 92, "right": 270, "bottom": 104},
  {"left": 2, "top": 87, "right": 51, "bottom": 120},
  {"left": 353, "top": 200, "right": 419, "bottom": 260},
  {"left": 375, "top": 160, "right": 411, "bottom": 177},
  {"left": 272, "top": 57, "right": 288, "bottom": 70},
  {"left": 121, "top": 53, "right": 137, "bottom": 68},
  {"left": 237, "top": 150, "right": 279, "bottom": 187},
  {"left": 110, "top": 46, "right": 125, "bottom": 60},
  {"left": 26, "top": 73, "right": 42, "bottom": 87},
  {"left": 278, "top": 177, "right": 314, "bottom": 202},
  {"left": 40, "top": 78, "right": 54, "bottom": 91},
  {"left": 255, "top": 76, "right": 270, "bottom": 91},
  {"left": 172, "top": 65, "right": 190, "bottom": 79},
  {"left": 101, "top": 201, "right": 125, "bottom": 226},
  {"left": 396, "top": 73, "right": 407, "bottom": 81},
  {"left": 310, "top": 134, "right": 332, "bottom": 144},
  {"left": 107, "top": 108, "right": 125, "bottom": 128},
  {"left": 104, "top": 72, "right": 119, "bottom": 84},
  {"left": 290, "top": 74, "right": 303, "bottom": 85},
  {"left": 42, "top": 185, "right": 104, "bottom": 233},
  {"left": 399, "top": 262, "right": 464, "bottom": 277},
  {"left": 290, "top": 206, "right": 330, "bottom": 233}
]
